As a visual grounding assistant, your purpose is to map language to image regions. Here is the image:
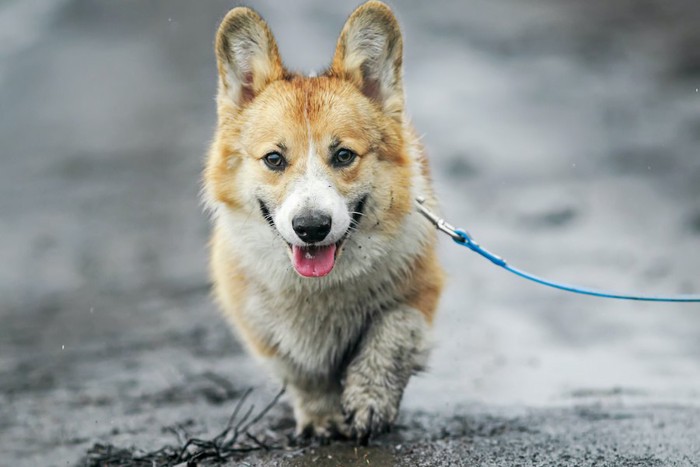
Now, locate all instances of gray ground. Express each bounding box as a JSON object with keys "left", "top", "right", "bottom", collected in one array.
[{"left": 1, "top": 0, "right": 699, "bottom": 466}]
